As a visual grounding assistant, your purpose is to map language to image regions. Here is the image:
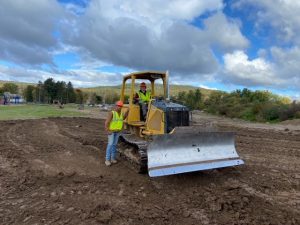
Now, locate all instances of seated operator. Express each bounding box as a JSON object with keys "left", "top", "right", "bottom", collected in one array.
[{"left": 134, "top": 82, "right": 151, "bottom": 121}]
